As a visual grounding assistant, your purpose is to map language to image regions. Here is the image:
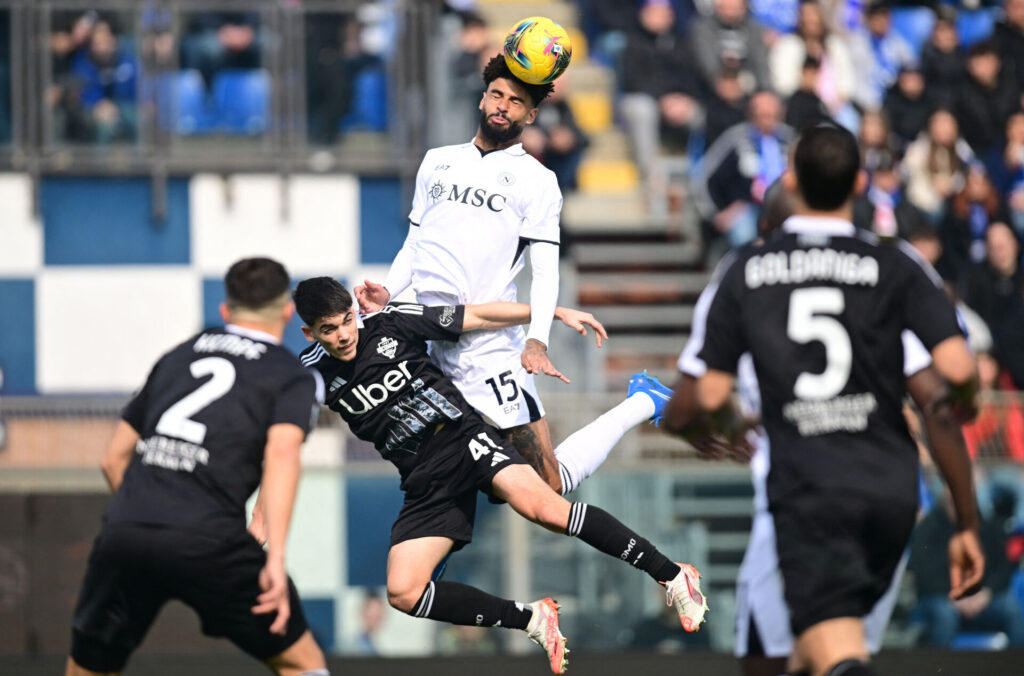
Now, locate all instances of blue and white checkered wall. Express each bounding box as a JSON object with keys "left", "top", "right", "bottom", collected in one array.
[{"left": 0, "top": 173, "right": 408, "bottom": 395}]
